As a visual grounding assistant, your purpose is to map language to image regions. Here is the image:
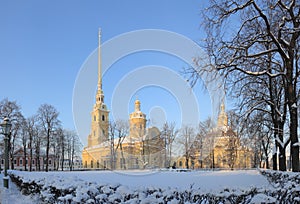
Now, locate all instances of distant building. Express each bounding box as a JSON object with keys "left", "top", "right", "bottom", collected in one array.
[
  {"left": 61, "top": 157, "right": 83, "bottom": 171},
  {"left": 1, "top": 148, "right": 56, "bottom": 171},
  {"left": 174, "top": 103, "right": 253, "bottom": 169},
  {"left": 81, "top": 30, "right": 165, "bottom": 170},
  {"left": 1, "top": 148, "right": 83, "bottom": 171}
]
